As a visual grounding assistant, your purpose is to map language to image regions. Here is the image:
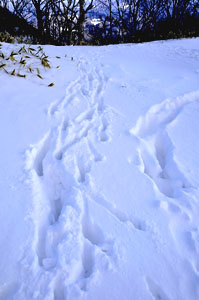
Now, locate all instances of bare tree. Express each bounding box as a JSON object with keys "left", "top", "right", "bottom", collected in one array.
[
  {"left": 1, "top": 0, "right": 199, "bottom": 44},
  {"left": 164, "top": 0, "right": 191, "bottom": 20},
  {"left": 31, "top": 0, "right": 46, "bottom": 35},
  {"left": 77, "top": 0, "right": 94, "bottom": 43},
  {"left": 97, "top": 0, "right": 116, "bottom": 41},
  {"left": 0, "top": 0, "right": 9, "bottom": 8},
  {"left": 10, "top": 0, "right": 32, "bottom": 21},
  {"left": 47, "top": 0, "right": 79, "bottom": 44},
  {"left": 115, "top": 0, "right": 143, "bottom": 41},
  {"left": 141, "top": 0, "right": 166, "bottom": 31}
]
